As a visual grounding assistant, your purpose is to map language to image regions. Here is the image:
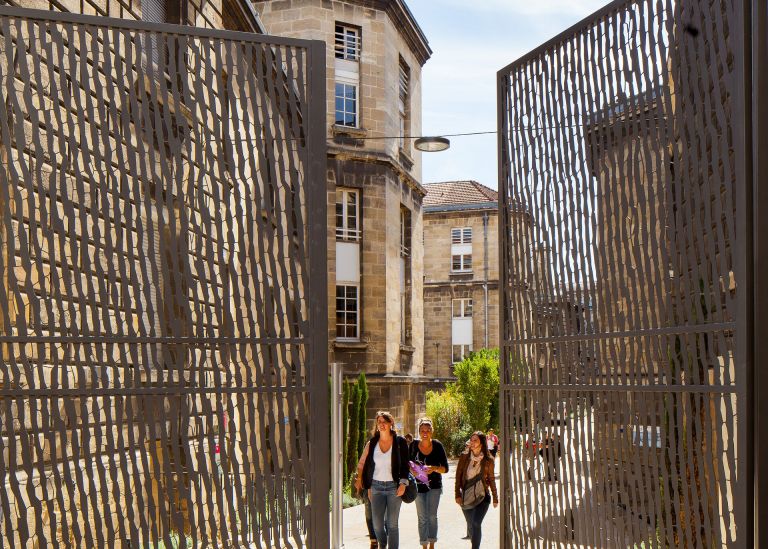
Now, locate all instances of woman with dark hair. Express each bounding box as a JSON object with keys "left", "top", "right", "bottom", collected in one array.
[
  {"left": 455, "top": 431, "right": 498, "bottom": 549},
  {"left": 354, "top": 411, "right": 410, "bottom": 549},
  {"left": 409, "top": 417, "right": 449, "bottom": 549}
]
